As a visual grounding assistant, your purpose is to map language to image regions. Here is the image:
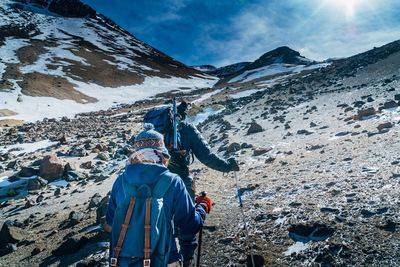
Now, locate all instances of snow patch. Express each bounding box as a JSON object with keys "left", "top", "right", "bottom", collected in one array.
[
  {"left": 0, "top": 140, "right": 58, "bottom": 155},
  {"left": 284, "top": 242, "right": 311, "bottom": 256},
  {"left": 230, "top": 63, "right": 331, "bottom": 83},
  {"left": 187, "top": 106, "right": 225, "bottom": 126},
  {"left": 0, "top": 76, "right": 217, "bottom": 122}
]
